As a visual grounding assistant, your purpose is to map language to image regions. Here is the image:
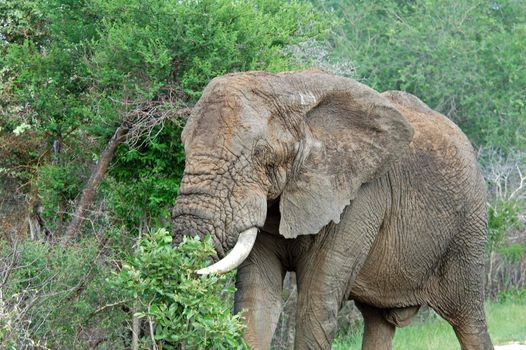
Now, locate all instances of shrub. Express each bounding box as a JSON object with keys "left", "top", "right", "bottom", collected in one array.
[
  {"left": 0, "top": 238, "right": 128, "bottom": 349},
  {"left": 323, "top": 0, "right": 526, "bottom": 152},
  {"left": 488, "top": 198, "right": 523, "bottom": 251},
  {"left": 115, "top": 228, "right": 247, "bottom": 349}
]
